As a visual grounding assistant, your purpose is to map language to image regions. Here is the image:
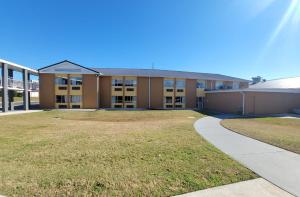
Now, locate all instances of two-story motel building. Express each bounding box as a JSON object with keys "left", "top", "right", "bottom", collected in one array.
[{"left": 39, "top": 60, "right": 249, "bottom": 110}]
